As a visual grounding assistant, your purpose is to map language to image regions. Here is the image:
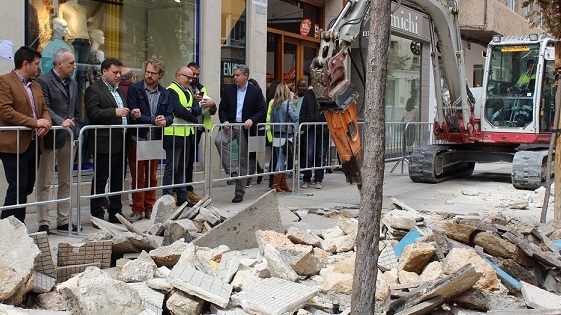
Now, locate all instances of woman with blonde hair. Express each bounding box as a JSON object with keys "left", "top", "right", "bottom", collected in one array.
[{"left": 271, "top": 83, "right": 297, "bottom": 192}]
